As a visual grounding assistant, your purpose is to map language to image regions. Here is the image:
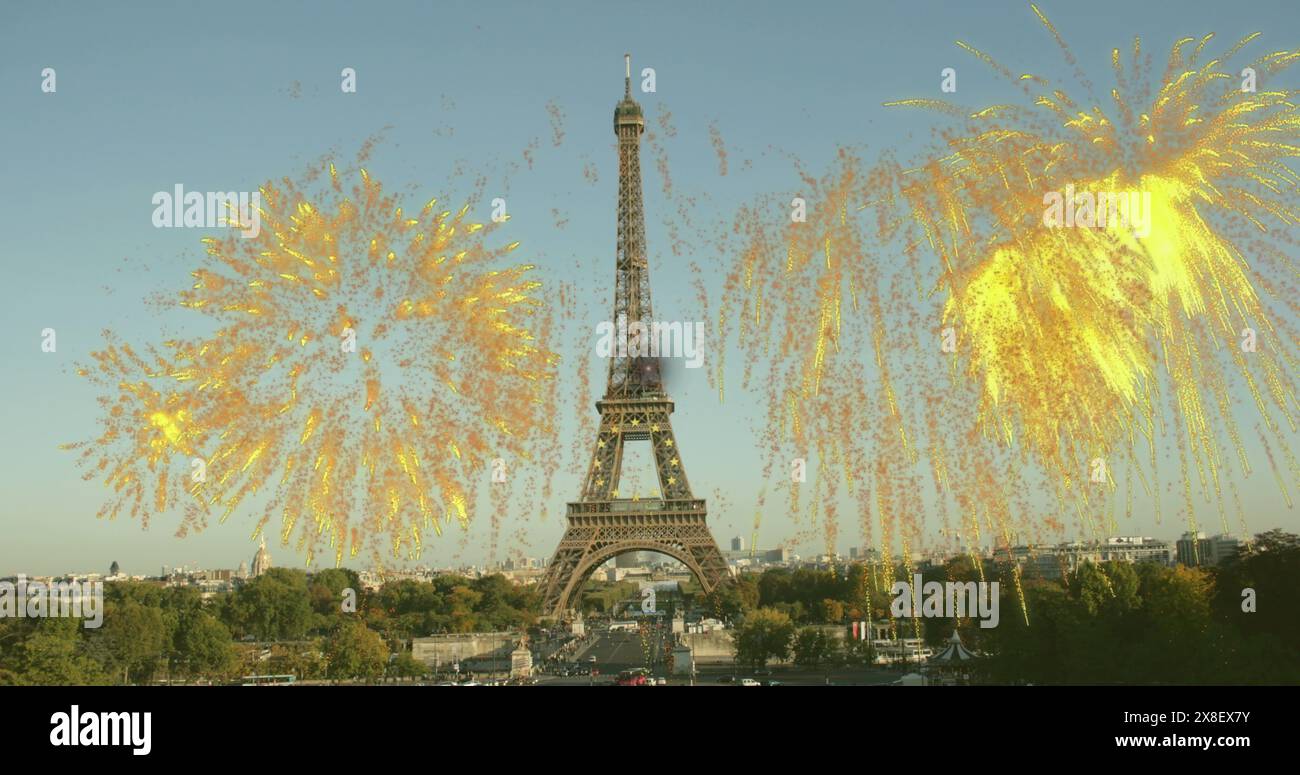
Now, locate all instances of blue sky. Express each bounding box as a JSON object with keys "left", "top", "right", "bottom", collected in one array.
[{"left": 1, "top": 0, "right": 1296, "bottom": 576}]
